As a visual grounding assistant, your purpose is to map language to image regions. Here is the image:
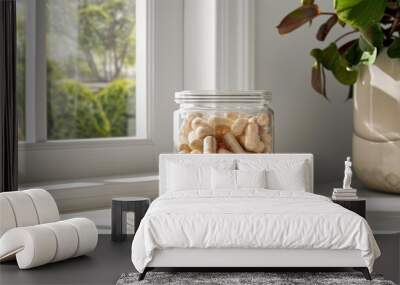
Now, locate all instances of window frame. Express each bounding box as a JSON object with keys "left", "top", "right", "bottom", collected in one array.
[
  {"left": 18, "top": 0, "right": 184, "bottom": 183},
  {"left": 21, "top": 0, "right": 148, "bottom": 146}
]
